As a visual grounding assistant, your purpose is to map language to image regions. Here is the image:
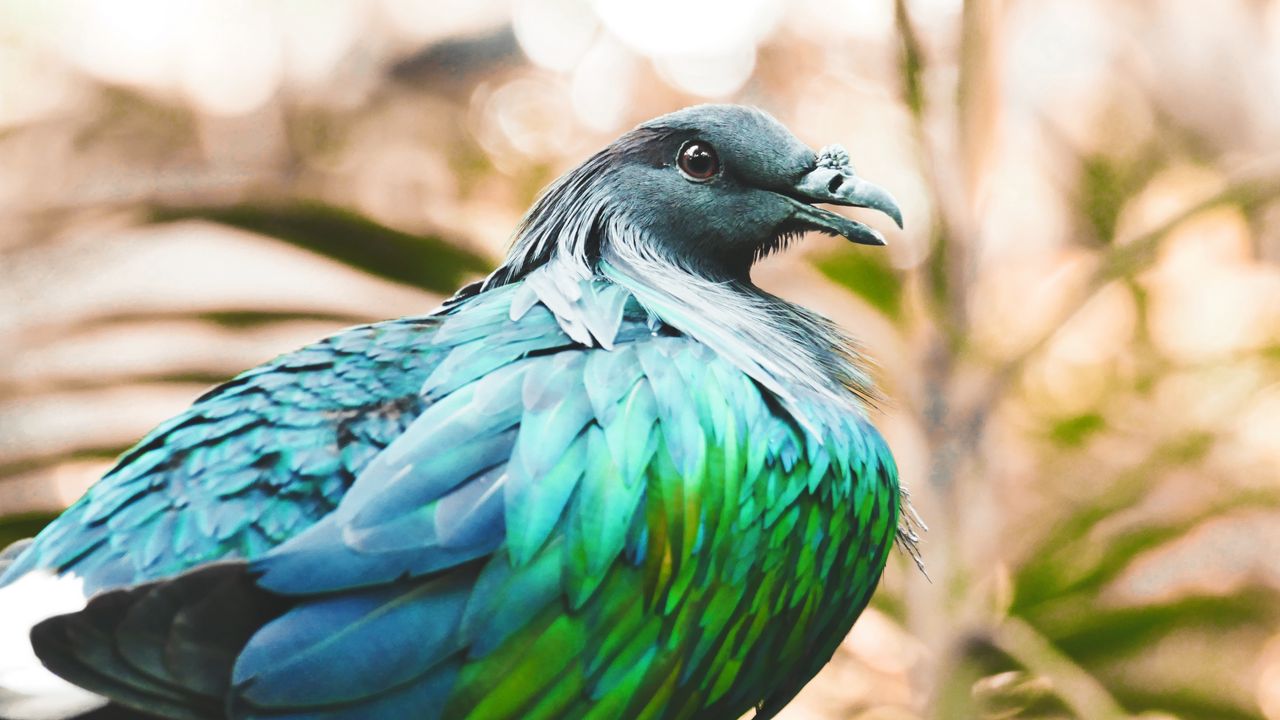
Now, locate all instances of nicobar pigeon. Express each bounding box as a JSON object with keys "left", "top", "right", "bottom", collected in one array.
[{"left": 0, "top": 105, "right": 921, "bottom": 720}]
